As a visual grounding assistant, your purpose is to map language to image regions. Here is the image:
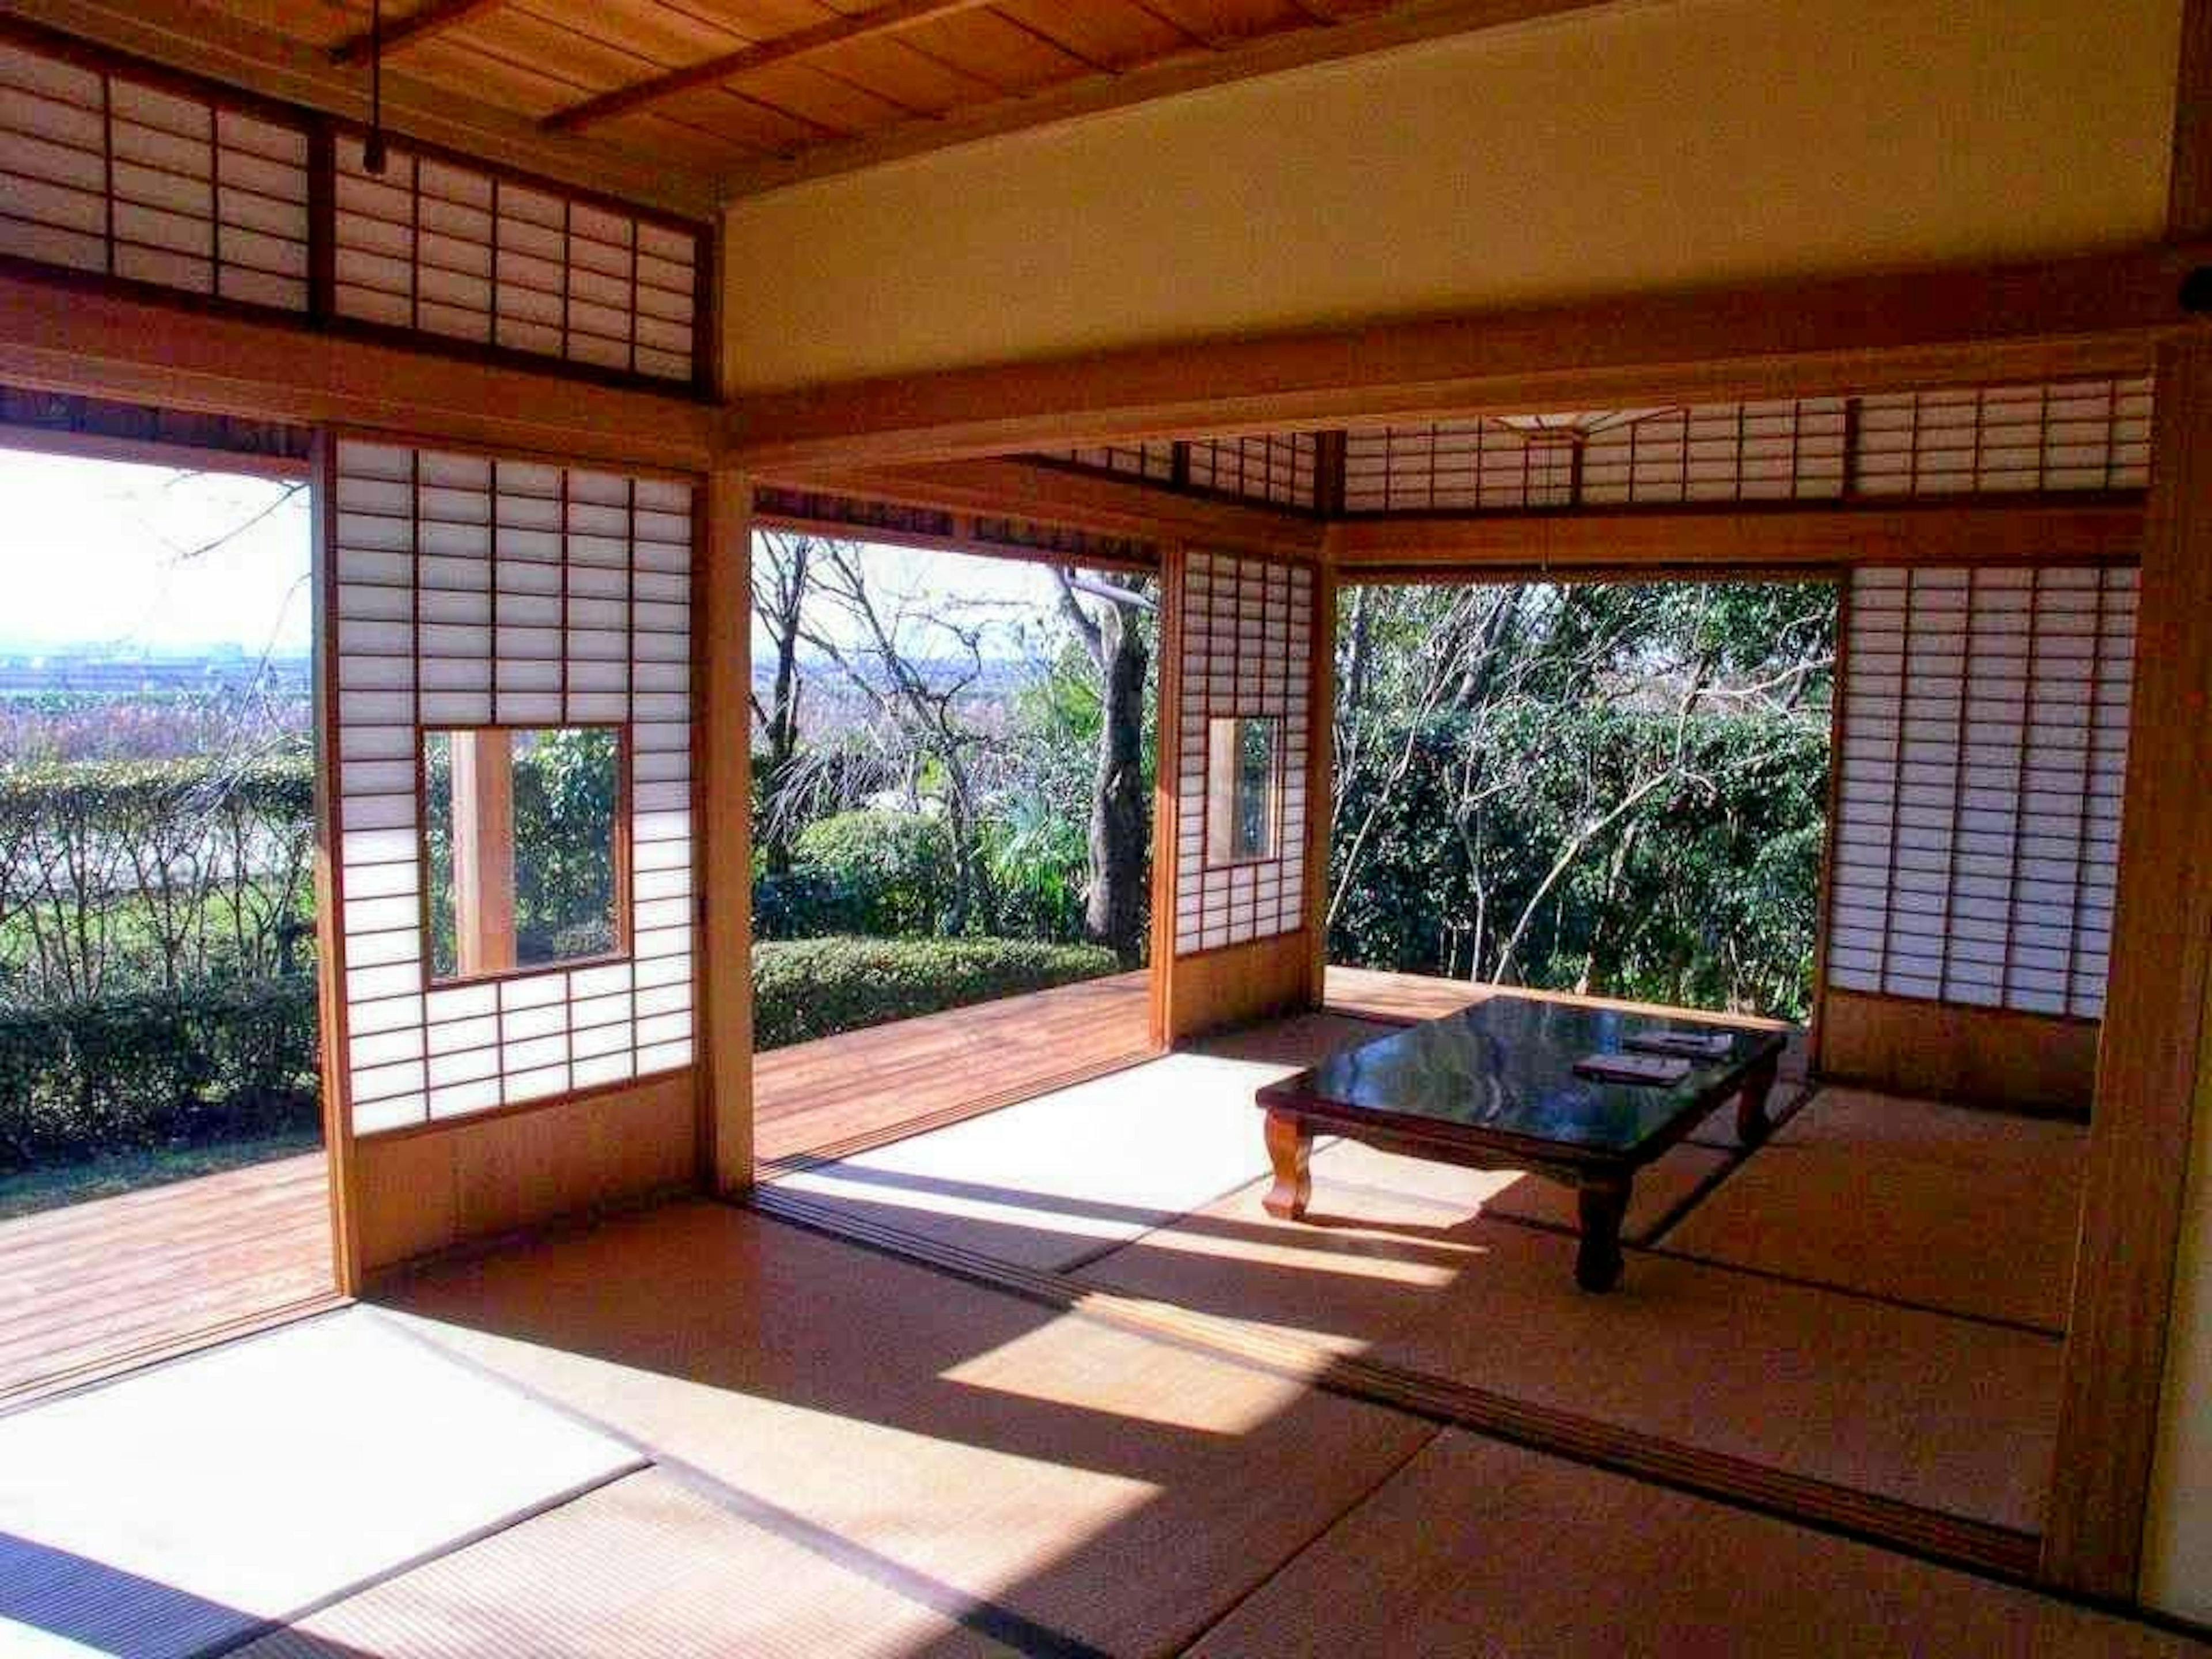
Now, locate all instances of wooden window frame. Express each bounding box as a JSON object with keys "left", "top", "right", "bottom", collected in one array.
[
  {"left": 415, "top": 719, "right": 634, "bottom": 993},
  {"left": 1203, "top": 712, "right": 1285, "bottom": 870}
]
